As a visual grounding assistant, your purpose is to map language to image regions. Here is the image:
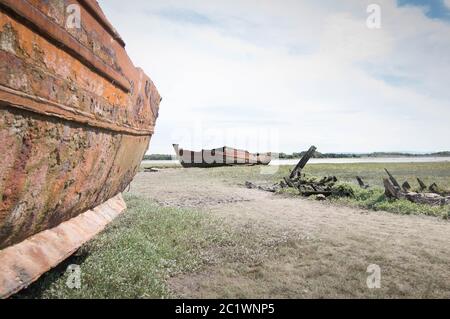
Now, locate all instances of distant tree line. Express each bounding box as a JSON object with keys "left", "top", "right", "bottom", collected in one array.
[
  {"left": 143, "top": 154, "right": 174, "bottom": 160},
  {"left": 276, "top": 151, "right": 450, "bottom": 159},
  {"left": 143, "top": 151, "right": 450, "bottom": 161}
]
